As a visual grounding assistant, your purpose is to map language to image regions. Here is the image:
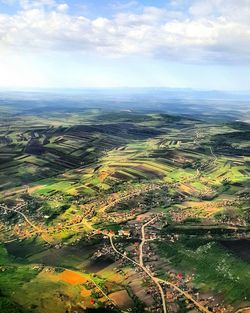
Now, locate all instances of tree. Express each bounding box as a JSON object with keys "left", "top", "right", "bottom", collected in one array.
[{"left": 0, "top": 297, "right": 28, "bottom": 313}]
